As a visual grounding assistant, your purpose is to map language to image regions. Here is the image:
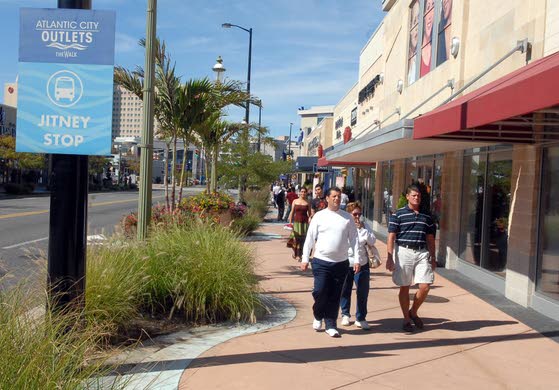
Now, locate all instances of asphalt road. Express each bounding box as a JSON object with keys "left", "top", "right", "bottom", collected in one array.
[{"left": 0, "top": 187, "right": 205, "bottom": 289}]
